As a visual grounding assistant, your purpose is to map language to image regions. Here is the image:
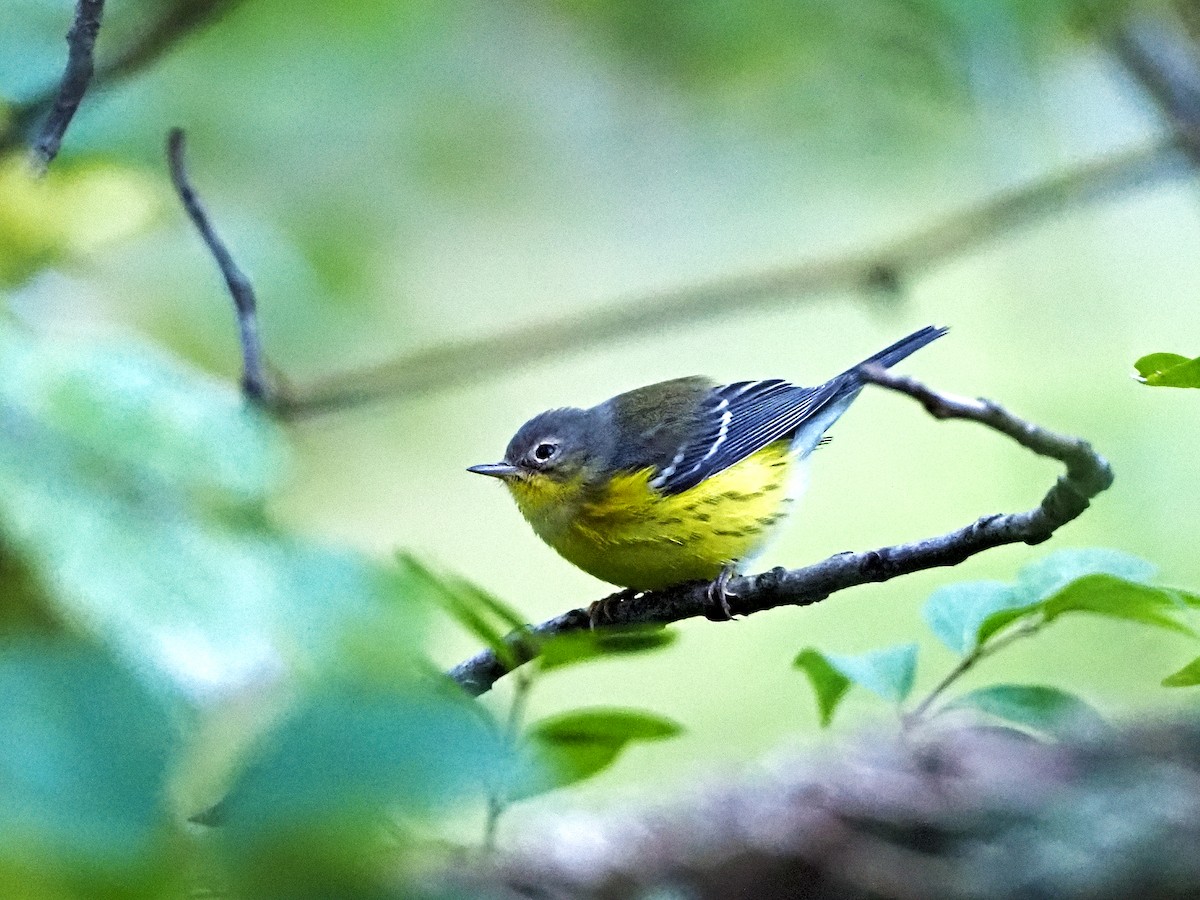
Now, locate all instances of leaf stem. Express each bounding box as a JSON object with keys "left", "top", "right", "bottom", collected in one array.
[
  {"left": 484, "top": 669, "right": 533, "bottom": 851},
  {"left": 906, "top": 619, "right": 1042, "bottom": 724}
]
